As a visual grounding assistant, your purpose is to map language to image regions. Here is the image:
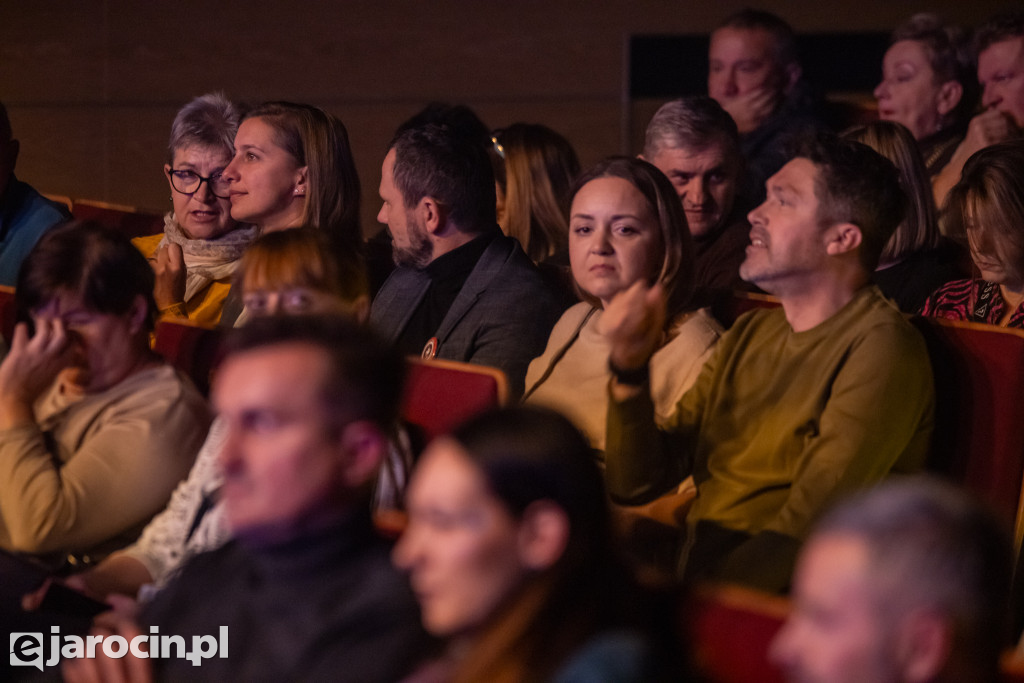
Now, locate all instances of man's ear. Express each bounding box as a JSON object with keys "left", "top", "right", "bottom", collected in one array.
[
  {"left": 825, "top": 222, "right": 862, "bottom": 256},
  {"left": 338, "top": 420, "right": 386, "bottom": 489},
  {"left": 936, "top": 80, "right": 964, "bottom": 118},
  {"left": 517, "top": 500, "right": 570, "bottom": 571},
  {"left": 128, "top": 294, "right": 150, "bottom": 335},
  {"left": 896, "top": 610, "right": 952, "bottom": 683},
  {"left": 783, "top": 62, "right": 802, "bottom": 96},
  {"left": 637, "top": 153, "right": 647, "bottom": 161},
  {"left": 418, "top": 196, "right": 446, "bottom": 236}
]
